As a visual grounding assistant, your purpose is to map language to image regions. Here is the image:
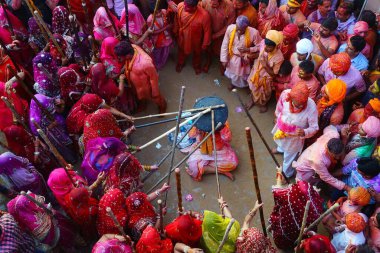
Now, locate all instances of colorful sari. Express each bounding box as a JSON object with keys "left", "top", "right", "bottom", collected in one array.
[
  {"left": 93, "top": 7, "right": 121, "bottom": 41},
  {"left": 257, "top": 0, "right": 285, "bottom": 38},
  {"left": 0, "top": 46, "right": 17, "bottom": 82},
  {"left": 32, "top": 52, "right": 60, "bottom": 97},
  {"left": 29, "top": 94, "right": 76, "bottom": 164},
  {"left": 92, "top": 238, "right": 133, "bottom": 253},
  {"left": 201, "top": 210, "right": 241, "bottom": 253},
  {"left": 81, "top": 137, "right": 126, "bottom": 184},
  {"left": 66, "top": 93, "right": 104, "bottom": 135},
  {"left": 165, "top": 214, "right": 203, "bottom": 247},
  {"left": 125, "top": 192, "right": 157, "bottom": 241},
  {"left": 58, "top": 66, "right": 85, "bottom": 107},
  {"left": 100, "top": 37, "right": 123, "bottom": 78},
  {"left": 236, "top": 227, "right": 276, "bottom": 253},
  {"left": 104, "top": 152, "right": 143, "bottom": 195},
  {"left": 0, "top": 152, "right": 47, "bottom": 196},
  {"left": 97, "top": 188, "right": 128, "bottom": 236},
  {"left": 27, "top": 17, "right": 46, "bottom": 52},
  {"left": 49, "top": 33, "right": 73, "bottom": 64},
  {"left": 136, "top": 226, "right": 173, "bottom": 253},
  {"left": 343, "top": 134, "right": 377, "bottom": 166},
  {"left": 68, "top": 0, "right": 95, "bottom": 33},
  {"left": 52, "top": 6, "right": 71, "bottom": 35}
]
